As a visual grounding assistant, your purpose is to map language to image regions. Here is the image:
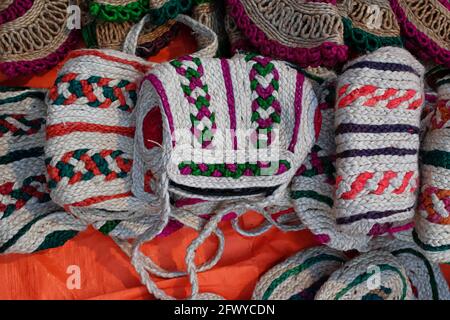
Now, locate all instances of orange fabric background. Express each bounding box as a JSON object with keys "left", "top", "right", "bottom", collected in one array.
[{"left": 0, "top": 29, "right": 449, "bottom": 300}]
